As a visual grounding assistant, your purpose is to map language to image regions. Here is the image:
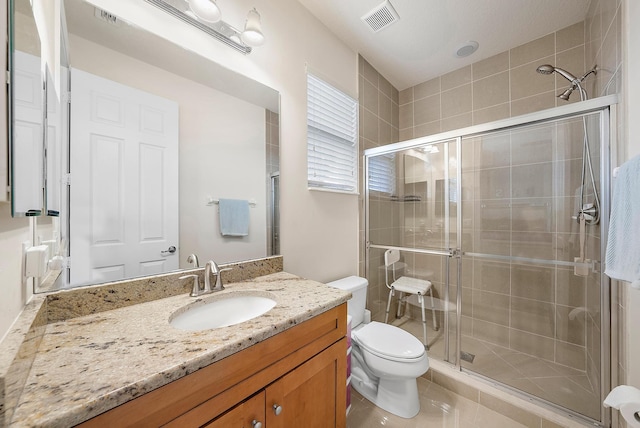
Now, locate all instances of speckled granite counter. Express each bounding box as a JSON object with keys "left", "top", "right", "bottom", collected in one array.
[{"left": 0, "top": 258, "right": 350, "bottom": 427}]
